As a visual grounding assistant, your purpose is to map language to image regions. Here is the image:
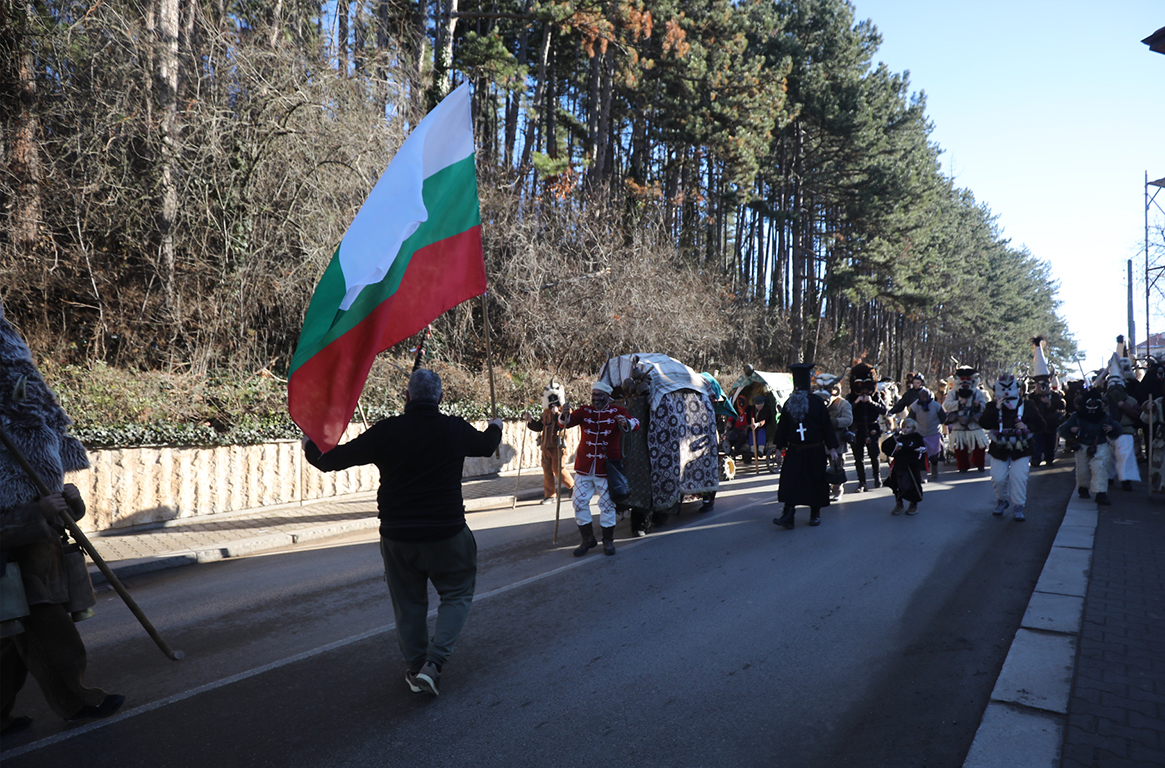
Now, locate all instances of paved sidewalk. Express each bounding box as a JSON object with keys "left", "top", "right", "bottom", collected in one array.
[
  {"left": 1060, "top": 489, "right": 1165, "bottom": 767},
  {"left": 965, "top": 480, "right": 1165, "bottom": 768},
  {"left": 85, "top": 471, "right": 549, "bottom": 583}
]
